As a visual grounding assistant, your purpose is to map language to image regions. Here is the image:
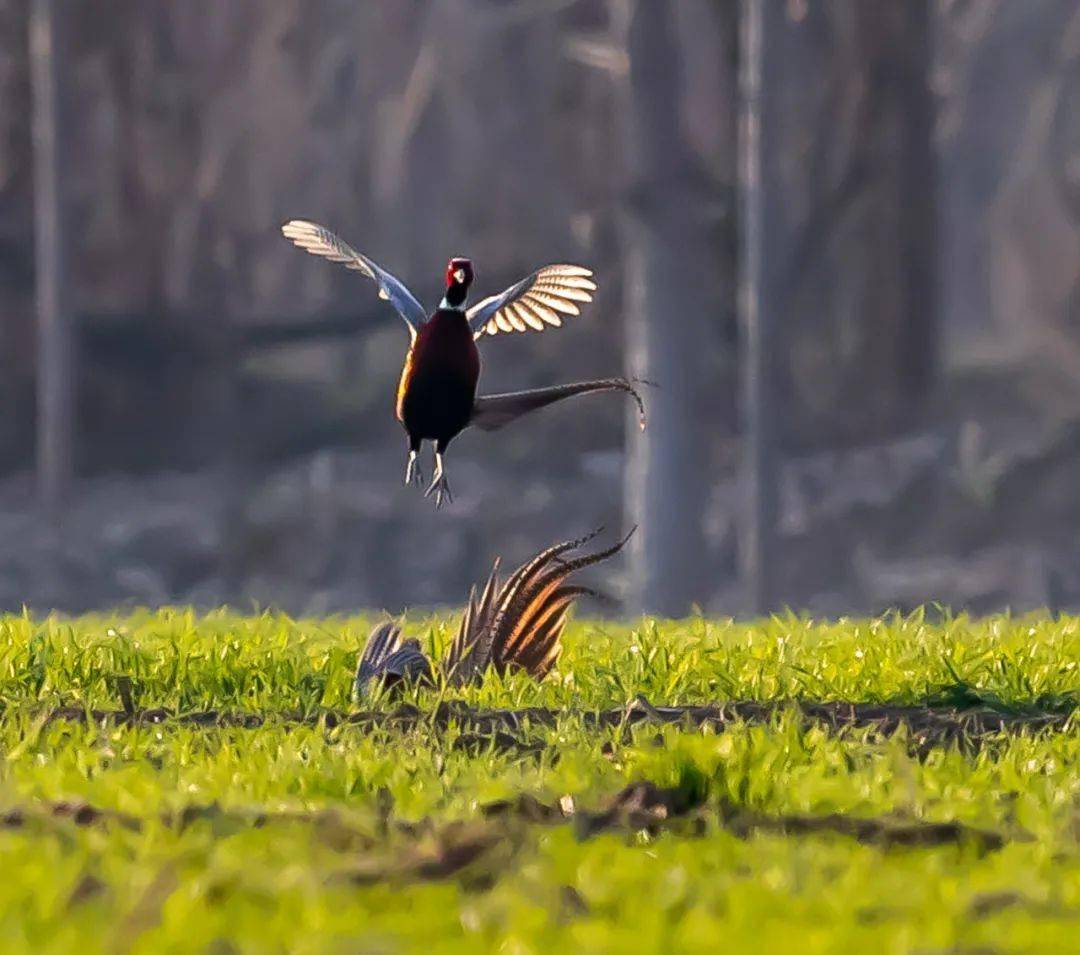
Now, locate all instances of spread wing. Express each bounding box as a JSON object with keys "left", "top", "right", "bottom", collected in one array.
[
  {"left": 281, "top": 220, "right": 428, "bottom": 339},
  {"left": 353, "top": 622, "right": 432, "bottom": 698},
  {"left": 467, "top": 265, "right": 596, "bottom": 339}
]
